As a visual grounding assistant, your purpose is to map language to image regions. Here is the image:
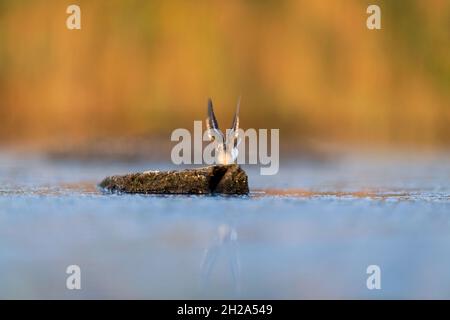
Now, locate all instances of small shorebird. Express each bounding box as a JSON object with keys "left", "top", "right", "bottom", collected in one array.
[{"left": 206, "top": 98, "right": 241, "bottom": 164}]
